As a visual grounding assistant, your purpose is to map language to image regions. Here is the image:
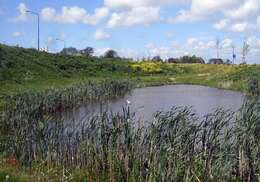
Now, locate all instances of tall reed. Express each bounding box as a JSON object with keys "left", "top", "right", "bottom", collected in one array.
[{"left": 1, "top": 97, "right": 259, "bottom": 181}]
